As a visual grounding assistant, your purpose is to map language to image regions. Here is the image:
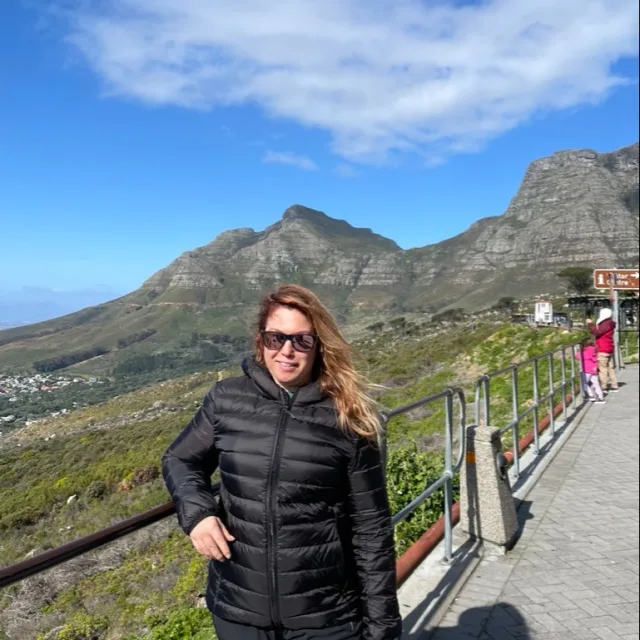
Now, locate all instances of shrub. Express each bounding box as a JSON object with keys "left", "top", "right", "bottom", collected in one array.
[
  {"left": 84, "top": 480, "right": 108, "bottom": 501},
  {"left": 386, "top": 445, "right": 460, "bottom": 556},
  {"left": 131, "top": 465, "right": 160, "bottom": 486},
  {"left": 54, "top": 613, "right": 108, "bottom": 640},
  {"left": 149, "top": 606, "right": 214, "bottom": 640}
]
